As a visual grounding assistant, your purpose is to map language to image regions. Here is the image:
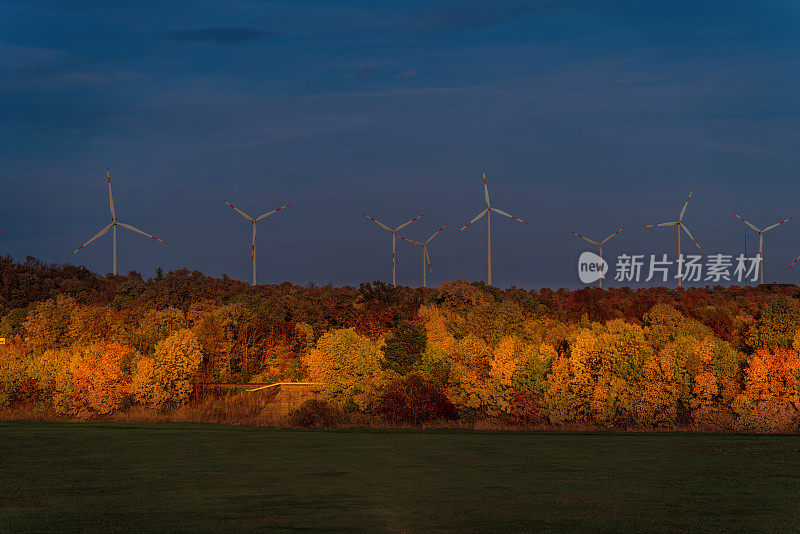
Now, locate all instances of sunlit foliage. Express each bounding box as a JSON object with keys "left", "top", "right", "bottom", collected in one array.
[
  {"left": 302, "top": 328, "right": 386, "bottom": 411},
  {"left": 3, "top": 257, "right": 800, "bottom": 430},
  {"left": 131, "top": 329, "right": 202, "bottom": 408}
]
